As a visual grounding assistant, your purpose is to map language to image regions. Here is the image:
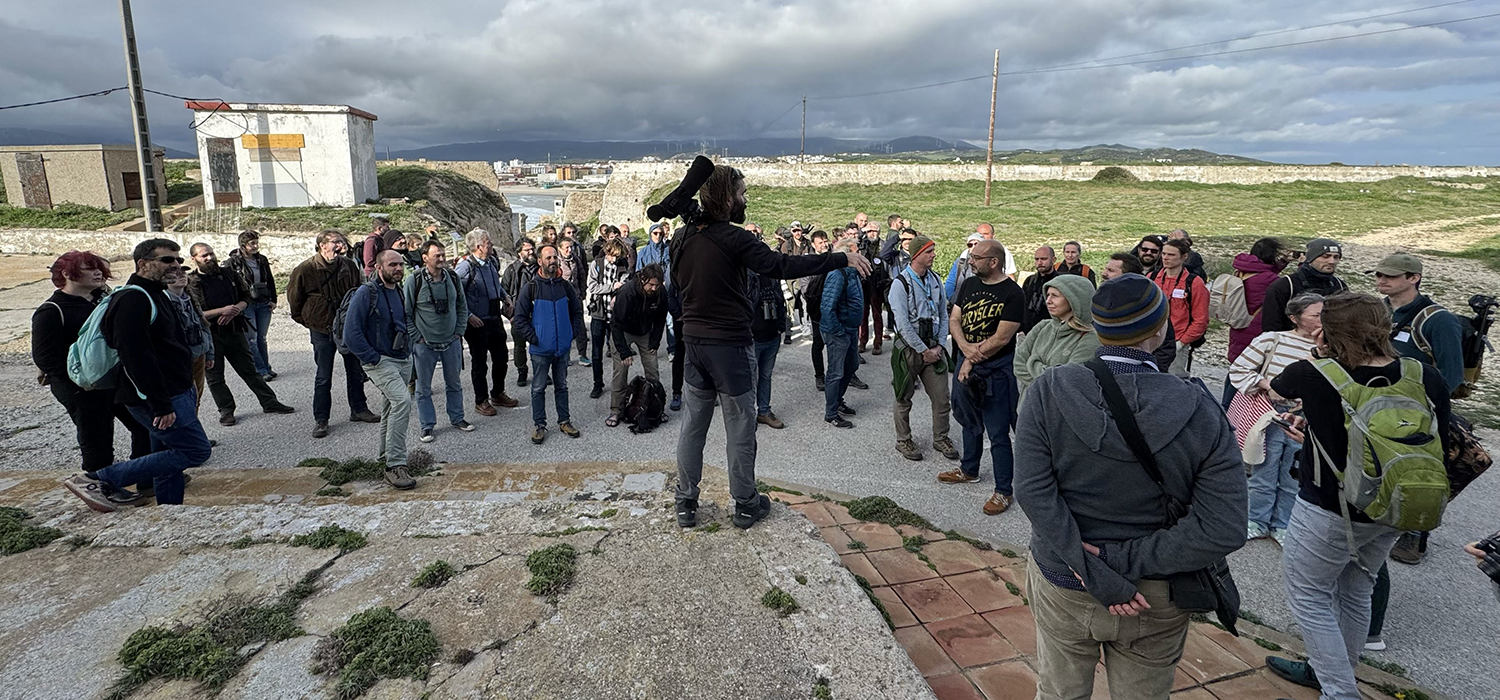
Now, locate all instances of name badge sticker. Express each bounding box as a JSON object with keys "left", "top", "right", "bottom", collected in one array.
[
  {"left": 1171, "top": 289, "right": 1187, "bottom": 299},
  {"left": 1394, "top": 331, "right": 1411, "bottom": 343}
]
